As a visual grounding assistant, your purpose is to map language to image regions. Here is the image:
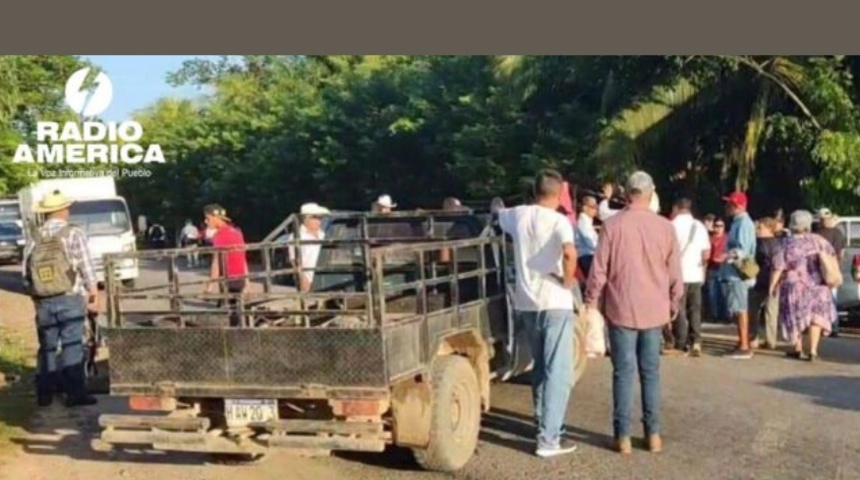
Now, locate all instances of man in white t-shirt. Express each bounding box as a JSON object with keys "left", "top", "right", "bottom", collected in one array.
[
  {"left": 669, "top": 198, "right": 711, "bottom": 356},
  {"left": 180, "top": 219, "right": 201, "bottom": 268},
  {"left": 497, "top": 169, "right": 578, "bottom": 459},
  {"left": 287, "top": 203, "right": 331, "bottom": 292}
]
